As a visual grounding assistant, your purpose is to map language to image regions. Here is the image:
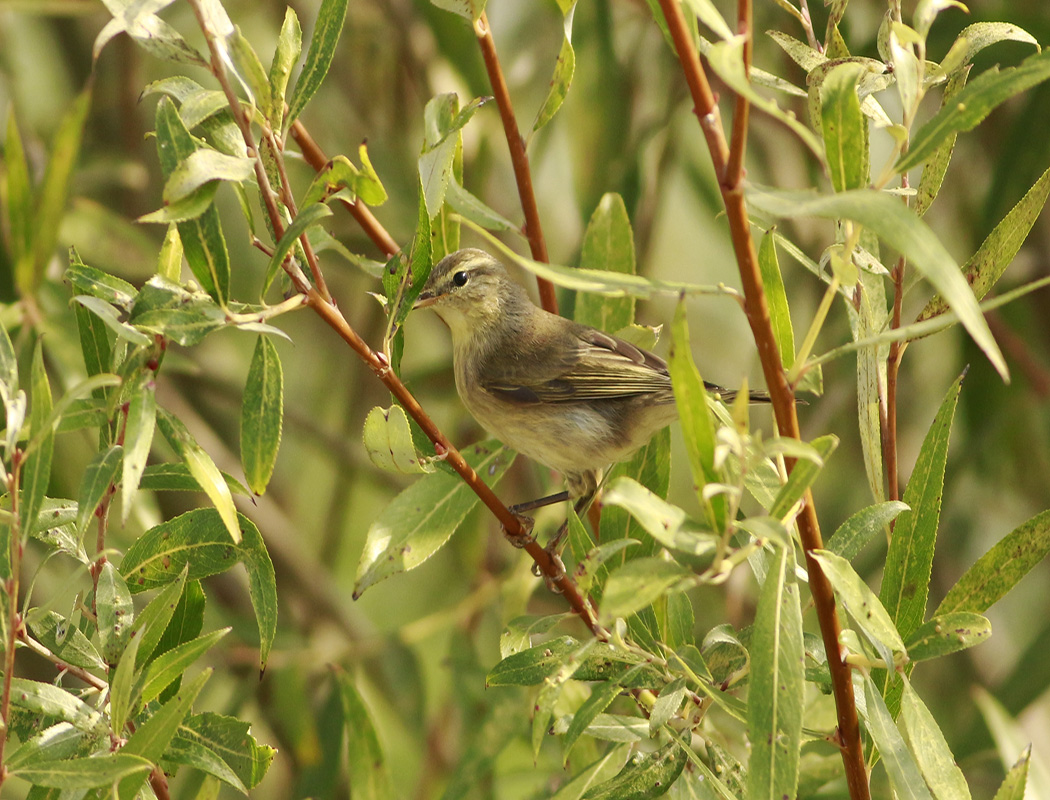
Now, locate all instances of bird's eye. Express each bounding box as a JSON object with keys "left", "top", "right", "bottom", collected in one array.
[{"left": 452, "top": 270, "right": 469, "bottom": 287}]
